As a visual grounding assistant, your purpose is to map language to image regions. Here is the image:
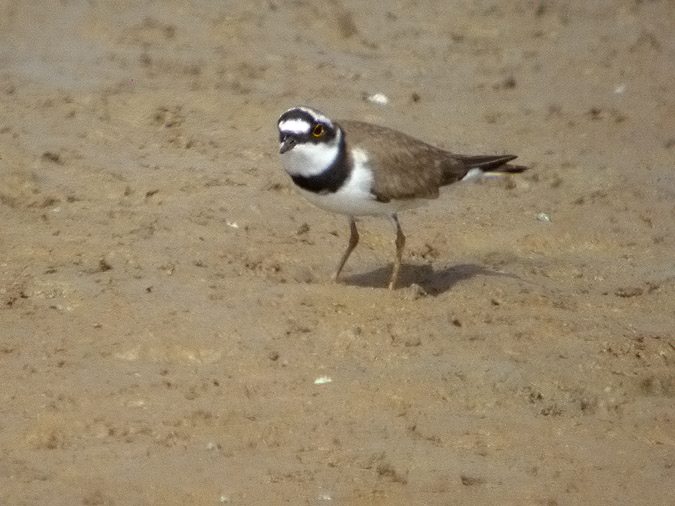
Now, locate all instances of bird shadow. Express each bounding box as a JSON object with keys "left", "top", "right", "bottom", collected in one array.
[{"left": 344, "top": 262, "right": 517, "bottom": 296}]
